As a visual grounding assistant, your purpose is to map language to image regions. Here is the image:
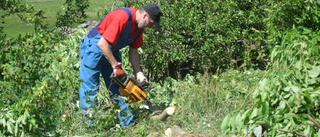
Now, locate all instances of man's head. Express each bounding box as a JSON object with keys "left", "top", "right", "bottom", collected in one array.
[{"left": 137, "top": 4, "right": 163, "bottom": 30}]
